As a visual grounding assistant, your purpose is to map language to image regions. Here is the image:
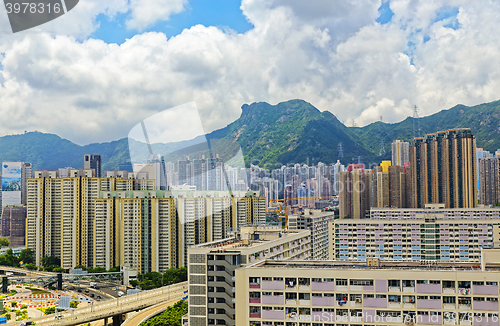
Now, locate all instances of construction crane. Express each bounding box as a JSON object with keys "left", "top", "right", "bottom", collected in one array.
[{"left": 269, "top": 196, "right": 340, "bottom": 227}]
